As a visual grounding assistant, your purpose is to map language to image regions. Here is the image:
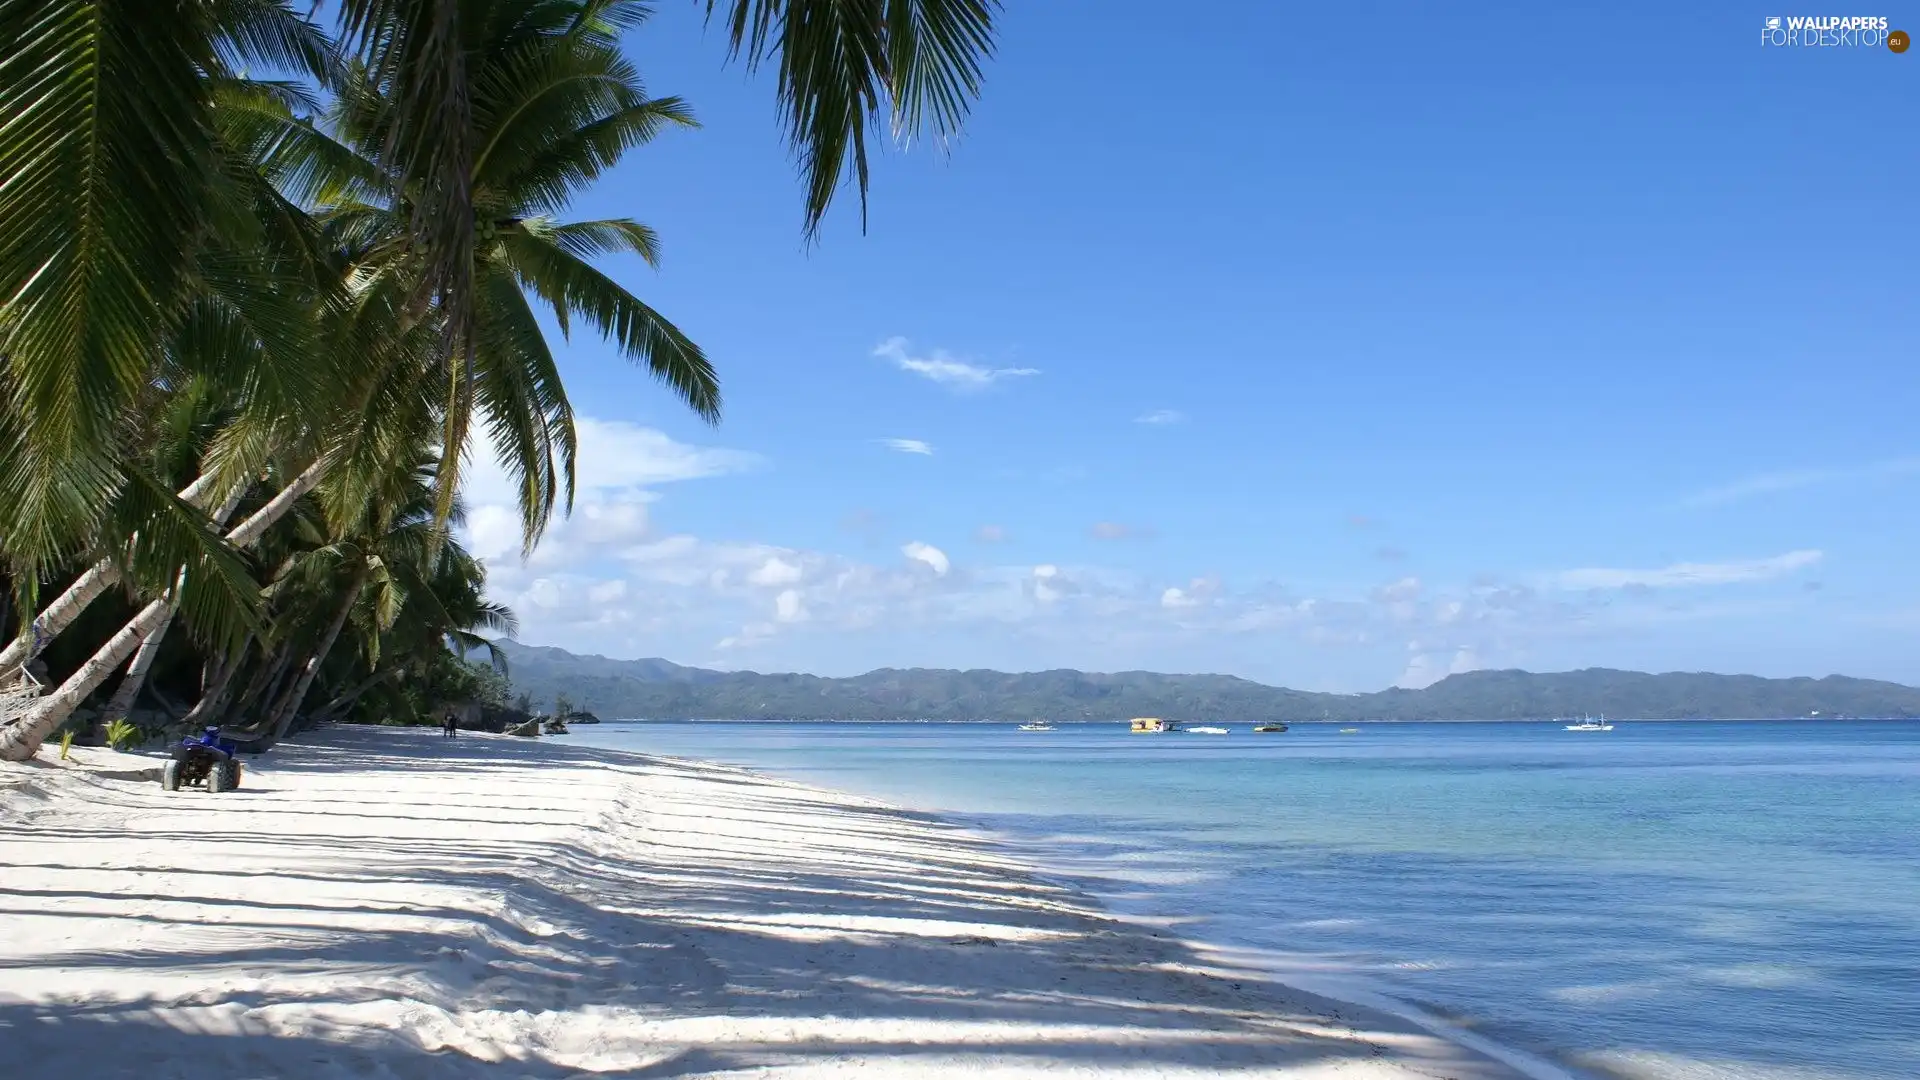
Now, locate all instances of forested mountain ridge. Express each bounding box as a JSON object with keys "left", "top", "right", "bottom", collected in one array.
[{"left": 495, "top": 642, "right": 1920, "bottom": 721}]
